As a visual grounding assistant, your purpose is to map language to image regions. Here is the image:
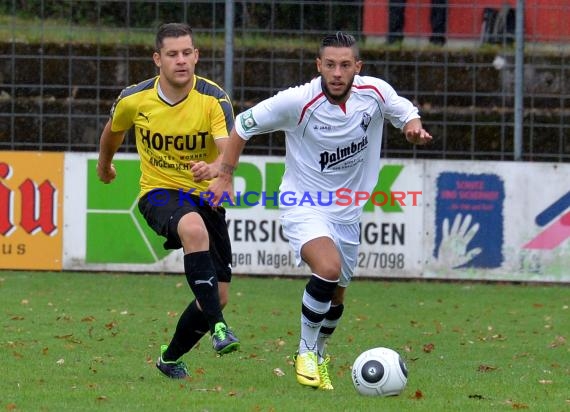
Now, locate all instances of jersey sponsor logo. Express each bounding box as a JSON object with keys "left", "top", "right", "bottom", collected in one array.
[
  {"left": 240, "top": 109, "right": 257, "bottom": 131},
  {"left": 318, "top": 135, "right": 368, "bottom": 171},
  {"left": 139, "top": 128, "right": 208, "bottom": 151}
]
